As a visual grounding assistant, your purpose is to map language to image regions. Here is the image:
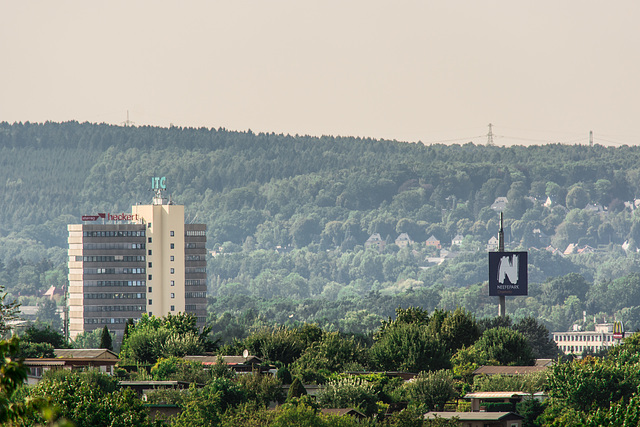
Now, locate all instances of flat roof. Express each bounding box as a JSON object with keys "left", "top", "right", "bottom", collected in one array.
[{"left": 425, "top": 411, "right": 523, "bottom": 421}]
